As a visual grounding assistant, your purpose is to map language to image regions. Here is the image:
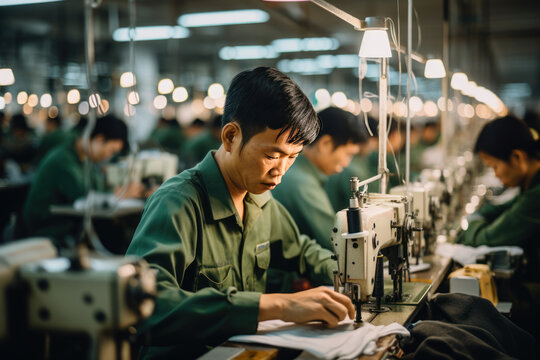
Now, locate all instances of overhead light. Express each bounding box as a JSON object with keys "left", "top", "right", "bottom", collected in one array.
[
  {"left": 315, "top": 88, "right": 331, "bottom": 108},
  {"left": 271, "top": 37, "right": 339, "bottom": 53},
  {"left": 153, "top": 95, "right": 167, "bottom": 110},
  {"left": 158, "top": 78, "right": 174, "bottom": 94},
  {"left": 89, "top": 93, "right": 101, "bottom": 108},
  {"left": 424, "top": 59, "right": 446, "bottom": 78},
  {"left": 78, "top": 101, "right": 89, "bottom": 115},
  {"left": 208, "top": 83, "right": 224, "bottom": 99},
  {"left": 0, "top": 68, "right": 15, "bottom": 86},
  {"left": 360, "top": 98, "right": 373, "bottom": 113},
  {"left": 67, "top": 89, "right": 80, "bottom": 104},
  {"left": 450, "top": 72, "right": 468, "bottom": 90},
  {"left": 178, "top": 9, "right": 269, "bottom": 28},
  {"left": 3, "top": 92, "right": 12, "bottom": 104},
  {"left": 408, "top": 96, "right": 423, "bottom": 112},
  {"left": 423, "top": 100, "right": 438, "bottom": 117},
  {"left": 219, "top": 45, "right": 278, "bottom": 60},
  {"left": 27, "top": 94, "right": 38, "bottom": 107},
  {"left": 359, "top": 18, "right": 392, "bottom": 58},
  {"left": 127, "top": 91, "right": 140, "bottom": 105},
  {"left": 17, "top": 91, "right": 28, "bottom": 105},
  {"left": 172, "top": 87, "right": 188, "bottom": 102},
  {"left": 0, "top": 96, "right": 5, "bottom": 110},
  {"left": 113, "top": 26, "right": 190, "bottom": 42},
  {"left": 0, "top": 0, "right": 63, "bottom": 6},
  {"left": 40, "top": 93, "right": 52, "bottom": 108},
  {"left": 120, "top": 72, "right": 136, "bottom": 88},
  {"left": 461, "top": 81, "right": 477, "bottom": 97},
  {"left": 203, "top": 96, "right": 216, "bottom": 110},
  {"left": 331, "top": 91, "right": 347, "bottom": 108}
]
